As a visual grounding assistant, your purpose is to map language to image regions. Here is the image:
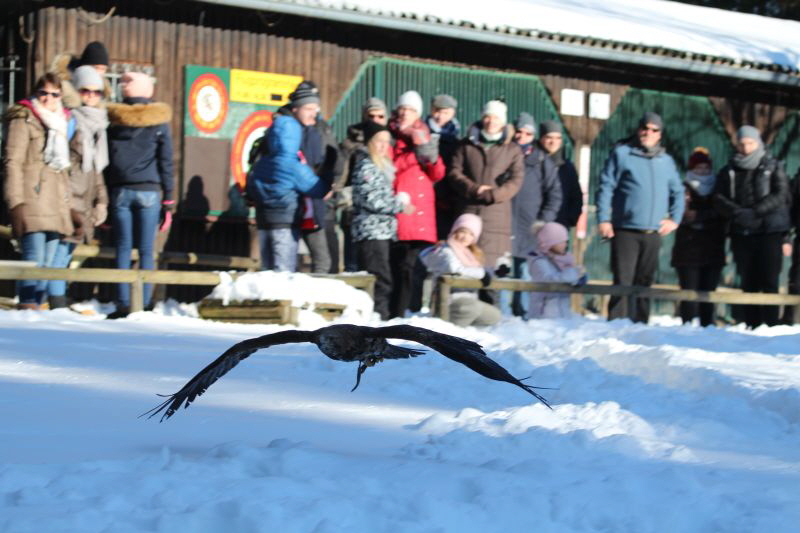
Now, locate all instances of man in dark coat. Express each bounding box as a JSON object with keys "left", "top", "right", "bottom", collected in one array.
[
  {"left": 538, "top": 120, "right": 583, "bottom": 229},
  {"left": 713, "top": 125, "right": 791, "bottom": 328}
]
